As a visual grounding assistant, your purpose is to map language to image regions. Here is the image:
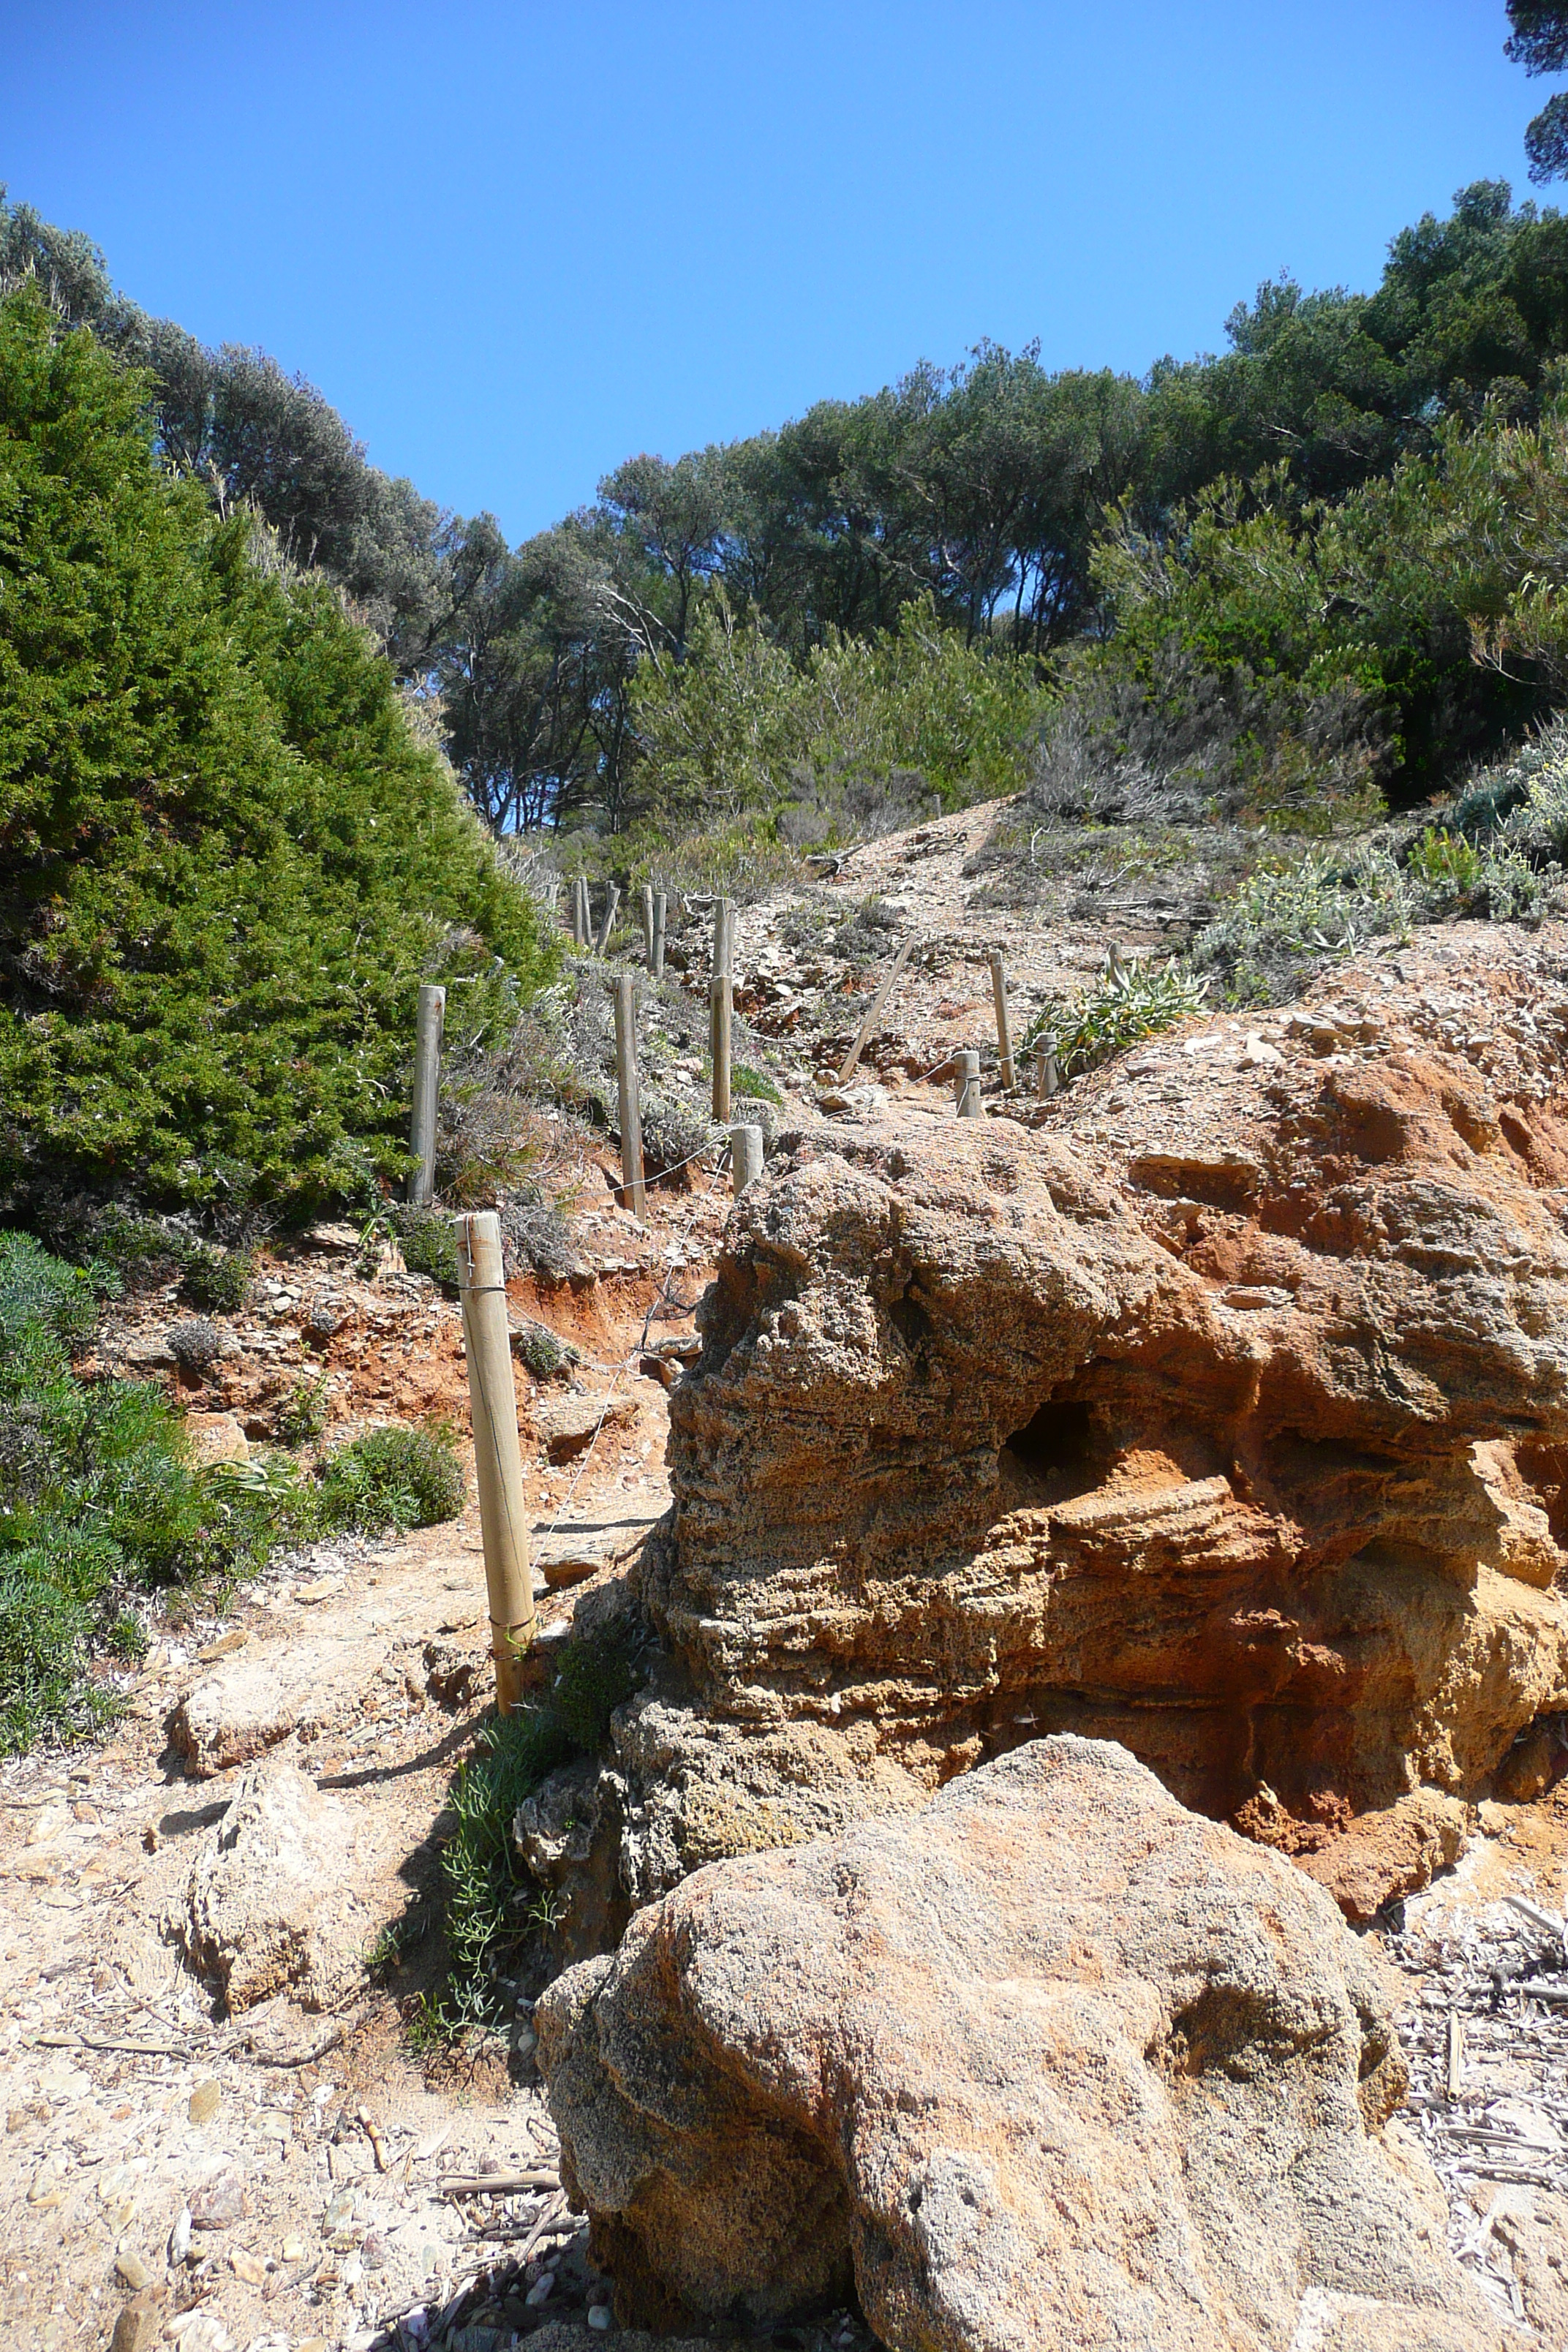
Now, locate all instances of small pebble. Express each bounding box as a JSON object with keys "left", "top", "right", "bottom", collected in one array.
[
  {"left": 587, "top": 2307, "right": 612, "bottom": 2333},
  {"left": 114, "top": 2250, "right": 152, "bottom": 2292},
  {"left": 168, "top": 2209, "right": 192, "bottom": 2265},
  {"left": 525, "top": 2273, "right": 555, "bottom": 2307},
  {"left": 188, "top": 2080, "right": 222, "bottom": 2126}
]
